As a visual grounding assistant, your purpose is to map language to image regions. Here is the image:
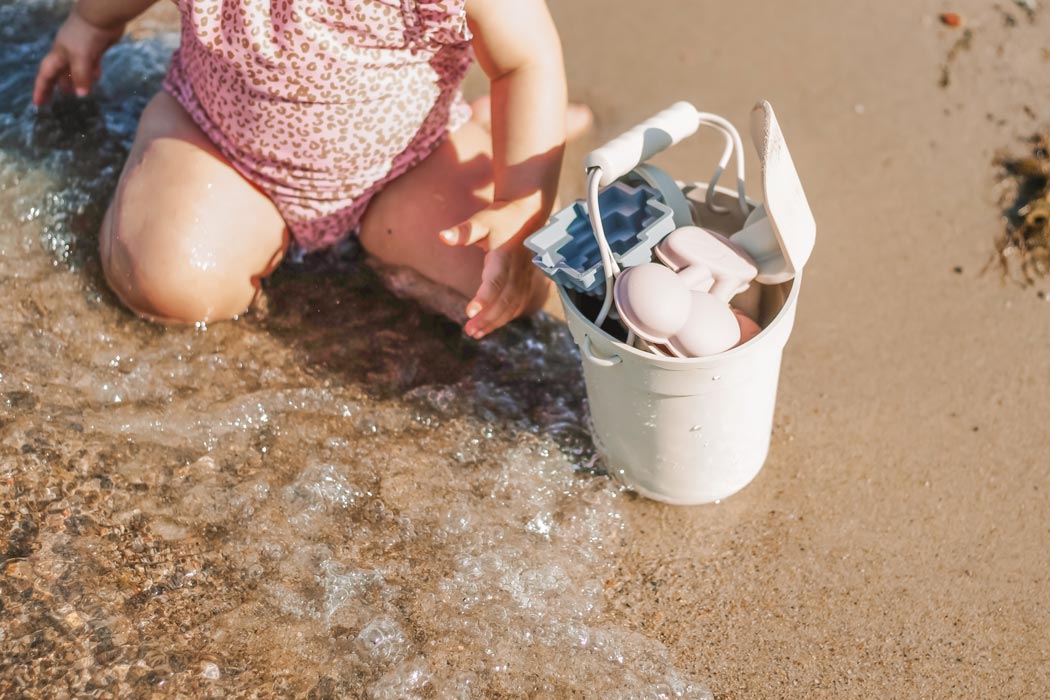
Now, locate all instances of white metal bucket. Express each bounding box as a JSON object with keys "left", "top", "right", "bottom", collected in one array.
[{"left": 561, "top": 183, "right": 800, "bottom": 505}]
